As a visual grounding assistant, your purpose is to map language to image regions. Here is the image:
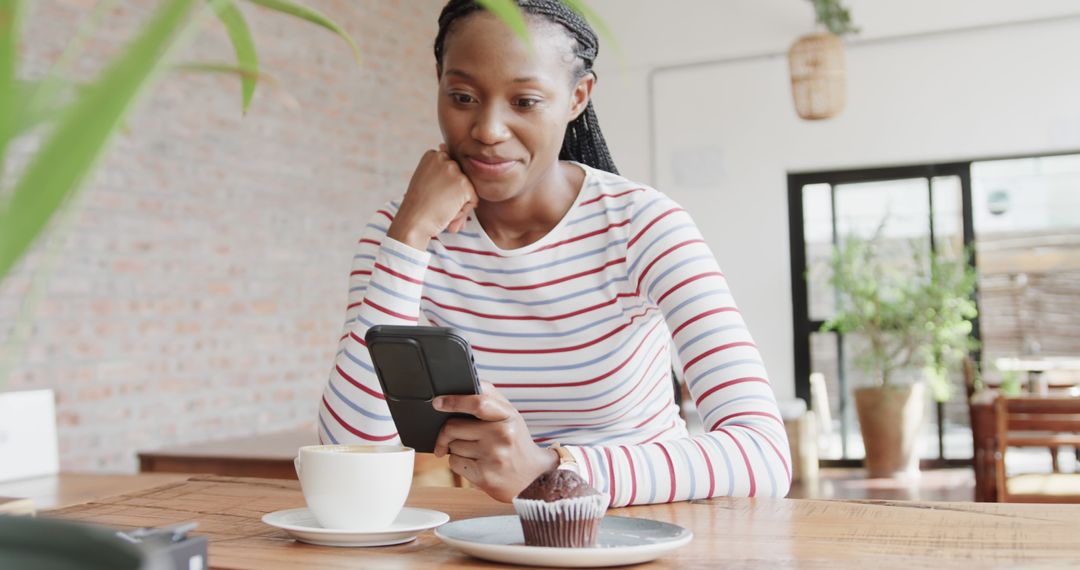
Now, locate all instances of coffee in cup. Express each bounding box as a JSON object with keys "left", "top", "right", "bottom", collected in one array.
[{"left": 294, "top": 444, "right": 415, "bottom": 530}]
